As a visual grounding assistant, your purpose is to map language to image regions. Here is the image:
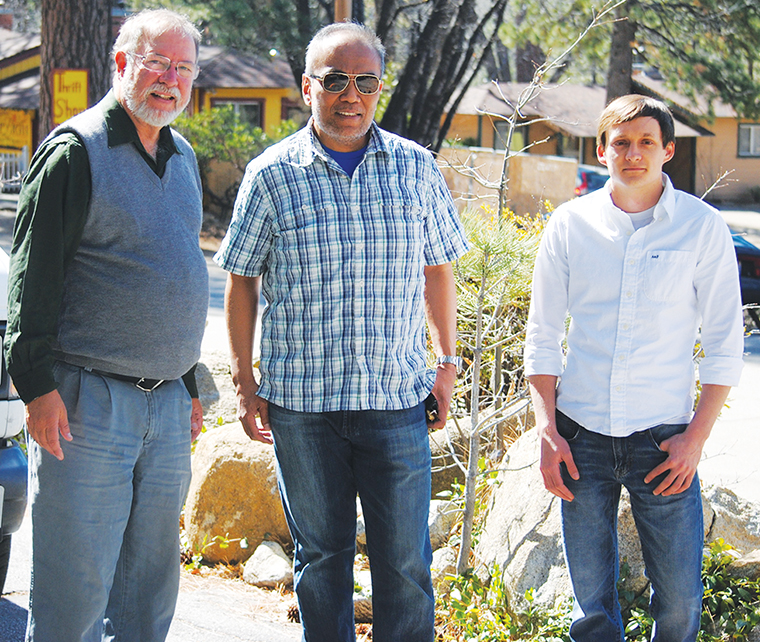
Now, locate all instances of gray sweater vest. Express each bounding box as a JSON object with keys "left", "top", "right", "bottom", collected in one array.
[{"left": 50, "top": 96, "right": 209, "bottom": 380}]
